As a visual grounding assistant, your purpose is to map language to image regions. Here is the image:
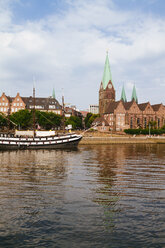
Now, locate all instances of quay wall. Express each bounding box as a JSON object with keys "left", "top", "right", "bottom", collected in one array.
[{"left": 79, "top": 136, "right": 165, "bottom": 145}]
